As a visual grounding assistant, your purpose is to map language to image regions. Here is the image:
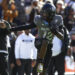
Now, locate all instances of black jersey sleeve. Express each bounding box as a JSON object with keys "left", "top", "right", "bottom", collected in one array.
[{"left": 10, "top": 22, "right": 37, "bottom": 32}]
